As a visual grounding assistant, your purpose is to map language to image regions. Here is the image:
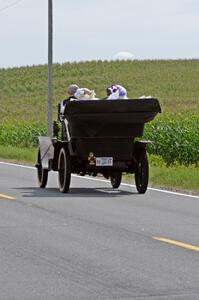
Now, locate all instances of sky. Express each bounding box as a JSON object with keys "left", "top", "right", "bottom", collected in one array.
[{"left": 0, "top": 0, "right": 199, "bottom": 68}]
